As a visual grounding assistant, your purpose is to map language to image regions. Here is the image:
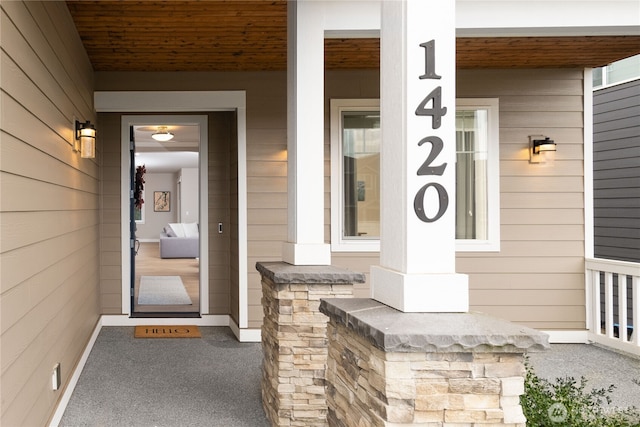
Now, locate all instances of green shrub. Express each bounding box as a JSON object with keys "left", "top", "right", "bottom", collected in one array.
[{"left": 520, "top": 359, "right": 640, "bottom": 426}]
